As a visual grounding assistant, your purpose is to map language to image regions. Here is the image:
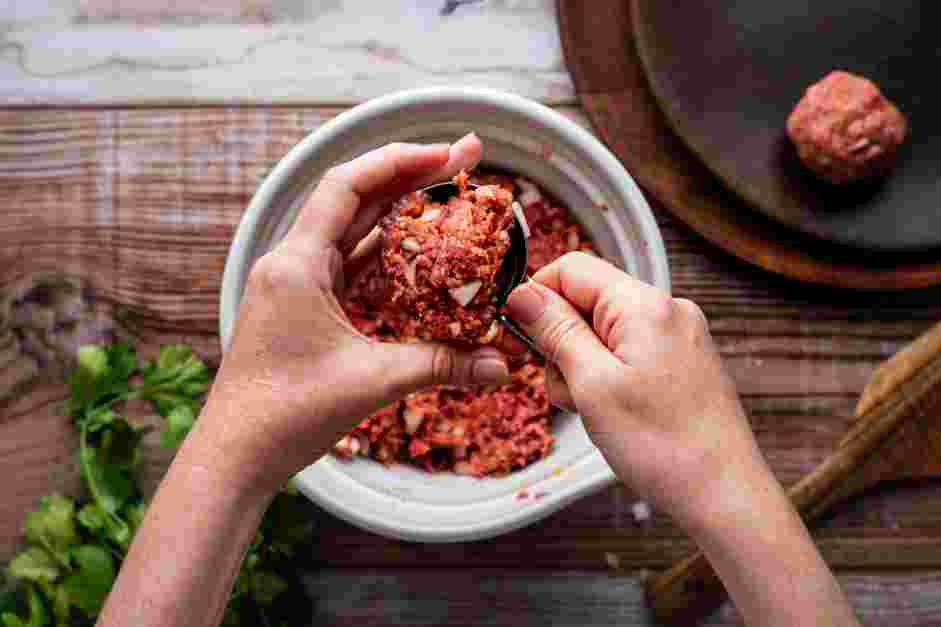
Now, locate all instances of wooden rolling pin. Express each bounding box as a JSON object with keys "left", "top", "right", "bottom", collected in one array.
[{"left": 645, "top": 320, "right": 941, "bottom": 624}]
